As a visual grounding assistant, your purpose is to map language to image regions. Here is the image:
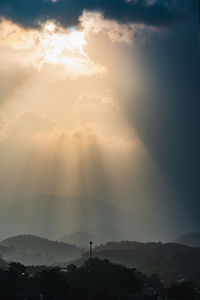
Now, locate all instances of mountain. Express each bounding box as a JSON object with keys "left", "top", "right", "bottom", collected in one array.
[
  {"left": 73, "top": 241, "right": 200, "bottom": 281},
  {"left": 0, "top": 234, "right": 82, "bottom": 266},
  {"left": 59, "top": 224, "right": 139, "bottom": 248},
  {"left": 0, "top": 194, "right": 140, "bottom": 241},
  {"left": 0, "top": 257, "right": 8, "bottom": 270},
  {"left": 175, "top": 232, "right": 200, "bottom": 248},
  {"left": 93, "top": 241, "right": 192, "bottom": 268},
  {"left": 59, "top": 231, "right": 97, "bottom": 247}
]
